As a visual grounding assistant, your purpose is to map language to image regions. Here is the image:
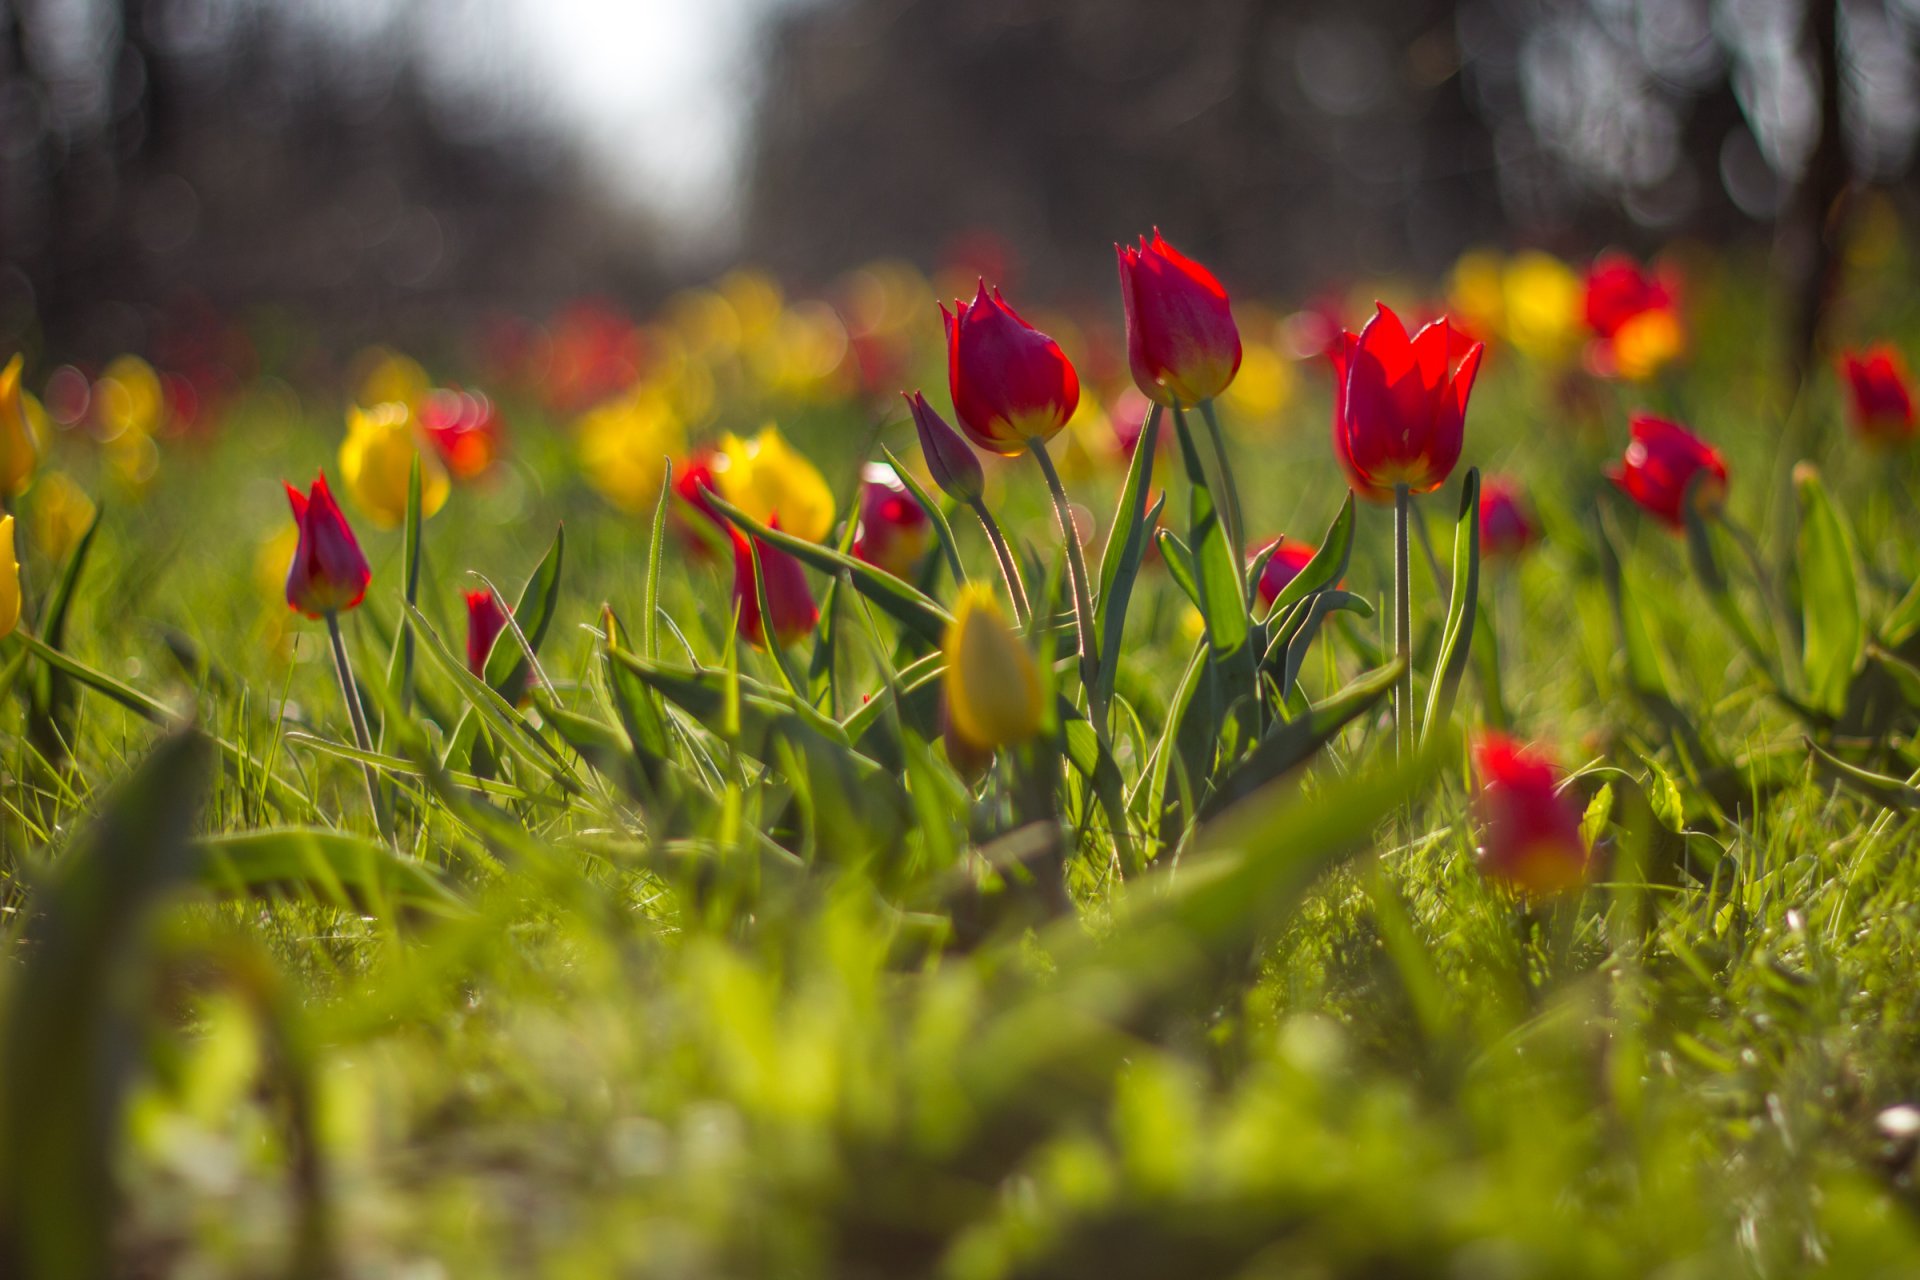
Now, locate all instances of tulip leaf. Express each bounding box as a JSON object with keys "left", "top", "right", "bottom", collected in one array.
[
  {"left": 28, "top": 499, "right": 102, "bottom": 760},
  {"left": 1680, "top": 480, "right": 1783, "bottom": 693},
  {"left": 1172, "top": 405, "right": 1247, "bottom": 656},
  {"left": 1883, "top": 573, "right": 1920, "bottom": 649},
  {"left": 1095, "top": 459, "right": 1167, "bottom": 716},
  {"left": 1797, "top": 469, "right": 1864, "bottom": 717},
  {"left": 191, "top": 827, "right": 466, "bottom": 917},
  {"left": 882, "top": 445, "right": 966, "bottom": 587},
  {"left": 484, "top": 524, "right": 564, "bottom": 702},
  {"left": 1262, "top": 493, "right": 1356, "bottom": 622},
  {"left": 600, "top": 606, "right": 670, "bottom": 765},
  {"left": 1805, "top": 736, "right": 1920, "bottom": 812},
  {"left": 380, "top": 455, "right": 424, "bottom": 740},
  {"left": 1420, "top": 467, "right": 1480, "bottom": 743},
  {"left": 1205, "top": 657, "right": 1406, "bottom": 820}
]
